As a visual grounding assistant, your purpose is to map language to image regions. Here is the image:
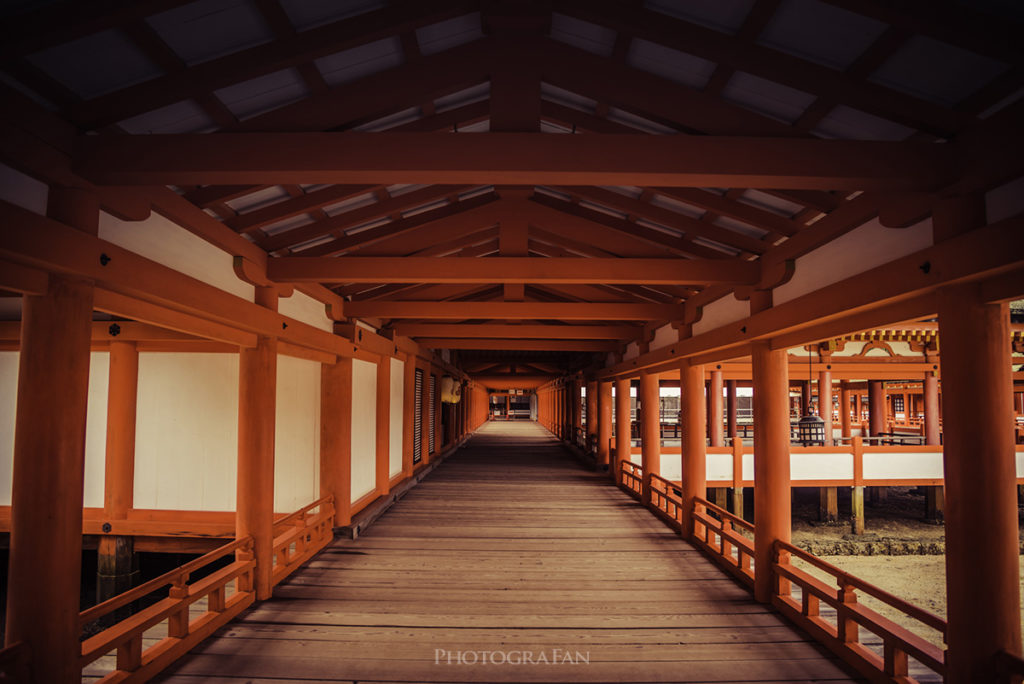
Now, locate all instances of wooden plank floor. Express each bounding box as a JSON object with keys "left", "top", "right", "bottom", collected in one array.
[{"left": 155, "top": 421, "right": 861, "bottom": 683}]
